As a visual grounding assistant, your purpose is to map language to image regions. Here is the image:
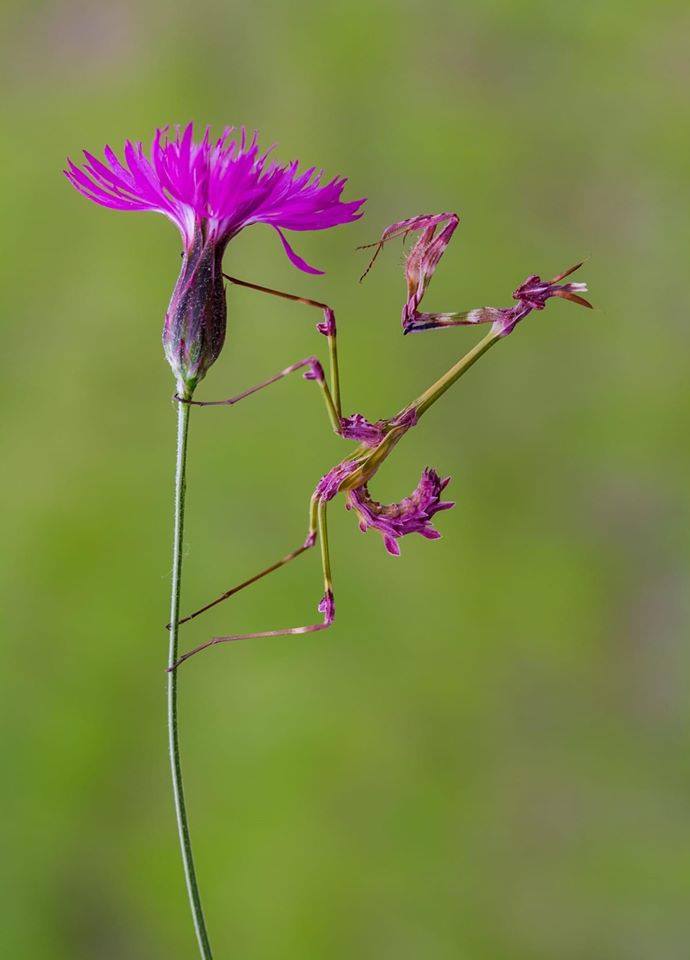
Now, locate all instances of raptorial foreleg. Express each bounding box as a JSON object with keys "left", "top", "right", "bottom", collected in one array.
[
  {"left": 359, "top": 213, "right": 590, "bottom": 336},
  {"left": 359, "top": 212, "right": 469, "bottom": 333}
]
